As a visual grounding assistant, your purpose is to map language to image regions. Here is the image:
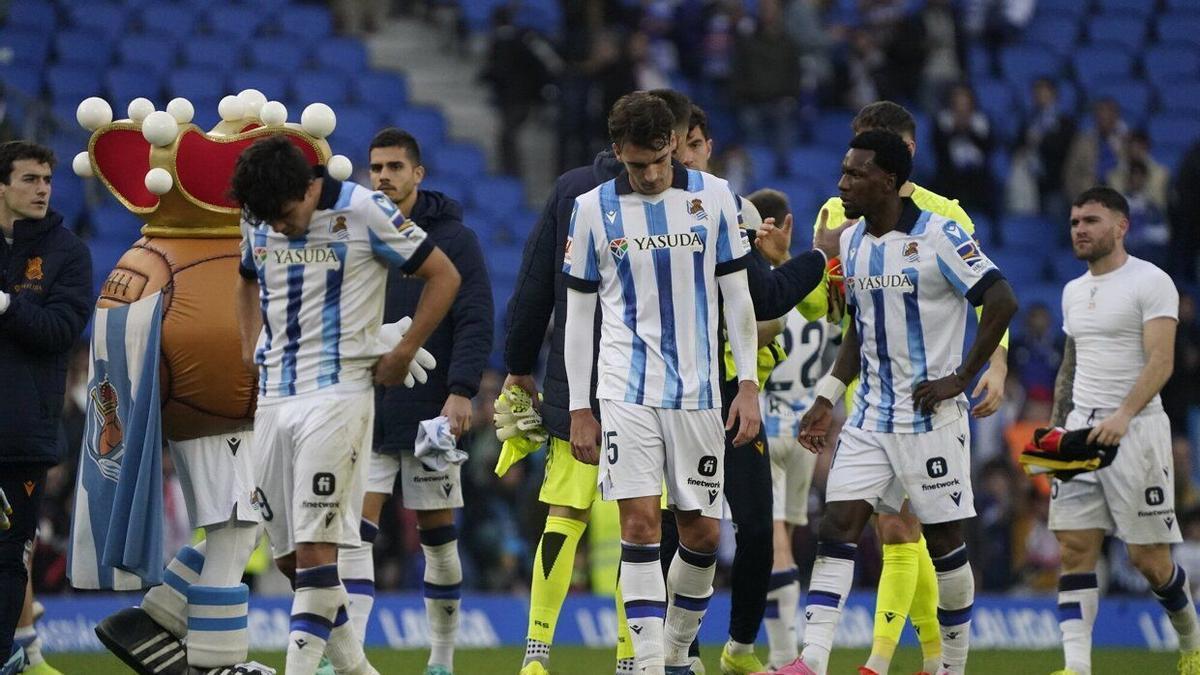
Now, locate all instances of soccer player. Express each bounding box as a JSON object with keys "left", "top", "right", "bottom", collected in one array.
[
  {"left": 564, "top": 91, "right": 761, "bottom": 675},
  {"left": 745, "top": 188, "right": 833, "bottom": 671},
  {"left": 784, "top": 130, "right": 1017, "bottom": 675},
  {"left": 337, "top": 128, "right": 493, "bottom": 675},
  {"left": 231, "top": 136, "right": 460, "bottom": 675},
  {"left": 1047, "top": 187, "right": 1200, "bottom": 675},
  {"left": 758, "top": 101, "right": 1010, "bottom": 675}
]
